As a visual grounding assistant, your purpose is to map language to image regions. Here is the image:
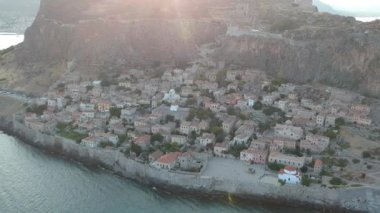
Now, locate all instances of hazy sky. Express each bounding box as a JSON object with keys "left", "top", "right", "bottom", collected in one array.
[{"left": 320, "top": 0, "right": 380, "bottom": 13}]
